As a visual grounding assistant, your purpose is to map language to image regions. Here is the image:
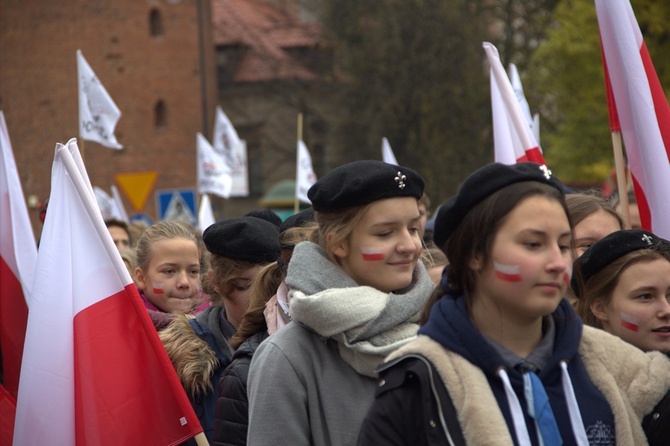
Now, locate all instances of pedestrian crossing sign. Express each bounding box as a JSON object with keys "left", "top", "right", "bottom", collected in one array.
[{"left": 156, "top": 189, "right": 197, "bottom": 226}]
